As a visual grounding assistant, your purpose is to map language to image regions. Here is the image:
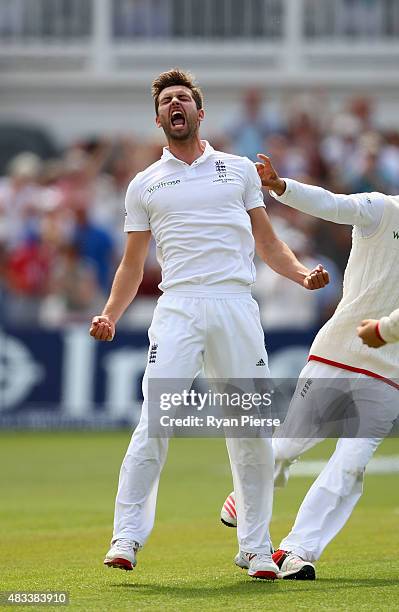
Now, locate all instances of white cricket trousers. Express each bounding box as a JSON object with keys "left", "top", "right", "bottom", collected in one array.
[
  {"left": 113, "top": 291, "right": 274, "bottom": 553},
  {"left": 273, "top": 361, "right": 399, "bottom": 562}
]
